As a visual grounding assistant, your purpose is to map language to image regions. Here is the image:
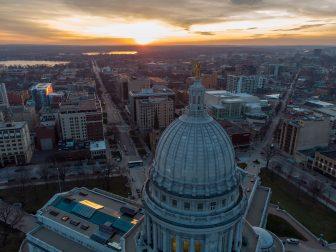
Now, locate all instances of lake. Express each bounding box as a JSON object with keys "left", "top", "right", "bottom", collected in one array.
[
  {"left": 0, "top": 60, "right": 69, "bottom": 67},
  {"left": 83, "top": 51, "right": 138, "bottom": 56}
]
